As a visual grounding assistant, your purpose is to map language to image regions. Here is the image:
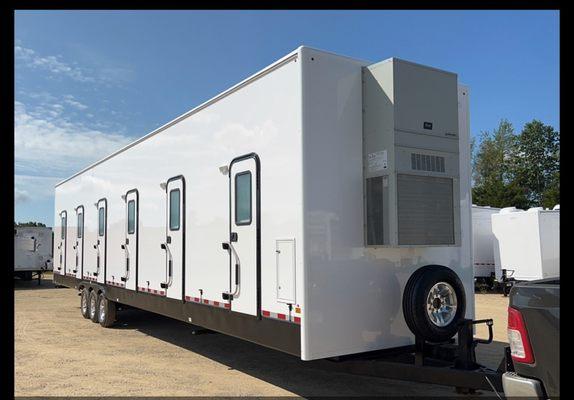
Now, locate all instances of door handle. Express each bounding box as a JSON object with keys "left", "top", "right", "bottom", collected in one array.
[
  {"left": 222, "top": 242, "right": 241, "bottom": 301},
  {"left": 230, "top": 232, "right": 238, "bottom": 242}
]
